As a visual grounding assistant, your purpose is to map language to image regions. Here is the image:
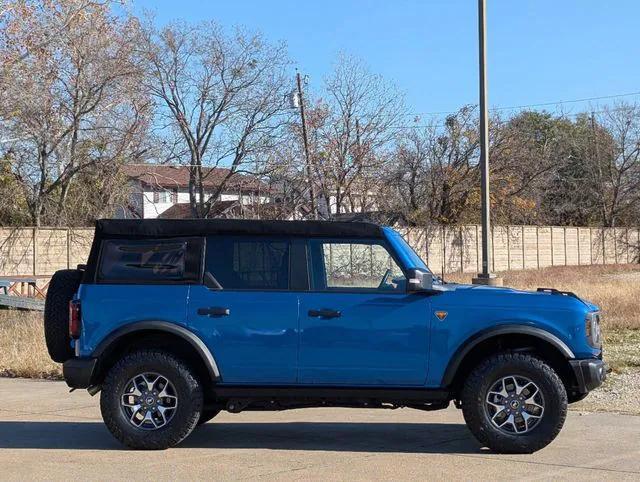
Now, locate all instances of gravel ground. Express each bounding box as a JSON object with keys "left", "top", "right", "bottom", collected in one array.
[{"left": 572, "top": 370, "right": 640, "bottom": 415}]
